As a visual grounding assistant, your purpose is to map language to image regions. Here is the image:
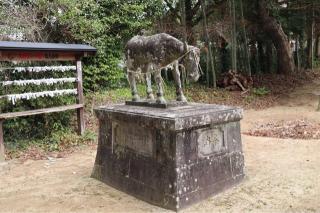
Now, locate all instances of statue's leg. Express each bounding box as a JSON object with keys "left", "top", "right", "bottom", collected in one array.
[
  {"left": 128, "top": 71, "right": 140, "bottom": 101},
  {"left": 172, "top": 61, "right": 187, "bottom": 102},
  {"left": 154, "top": 70, "right": 166, "bottom": 104},
  {"left": 146, "top": 72, "right": 154, "bottom": 100}
]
